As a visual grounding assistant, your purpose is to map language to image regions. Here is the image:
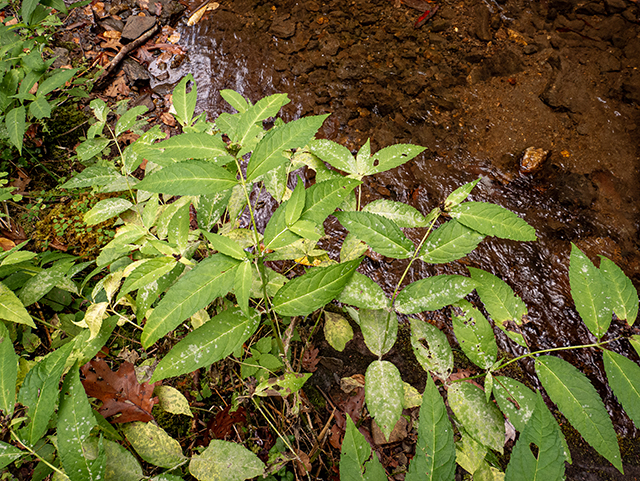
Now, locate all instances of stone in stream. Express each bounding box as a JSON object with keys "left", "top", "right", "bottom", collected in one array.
[{"left": 121, "top": 14, "right": 156, "bottom": 41}]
